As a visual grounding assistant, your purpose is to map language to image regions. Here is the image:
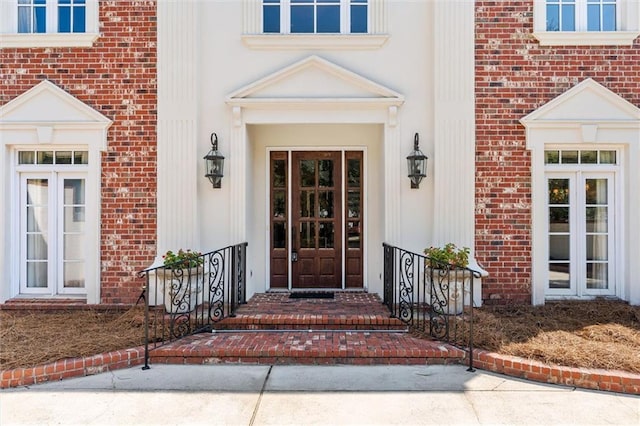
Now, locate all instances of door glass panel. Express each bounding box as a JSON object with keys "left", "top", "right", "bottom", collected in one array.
[
  {"left": 37, "top": 151, "right": 54, "bottom": 164},
  {"left": 549, "top": 263, "right": 570, "bottom": 289},
  {"left": 549, "top": 235, "right": 570, "bottom": 260},
  {"left": 586, "top": 263, "right": 608, "bottom": 289},
  {"left": 580, "top": 151, "right": 597, "bottom": 164},
  {"left": 318, "top": 160, "right": 333, "bottom": 187},
  {"left": 300, "top": 190, "right": 315, "bottom": 217},
  {"left": 63, "top": 262, "right": 84, "bottom": 288},
  {"left": 586, "top": 235, "right": 608, "bottom": 261},
  {"left": 549, "top": 207, "right": 569, "bottom": 232},
  {"left": 55, "top": 151, "right": 73, "bottom": 164},
  {"left": 347, "top": 221, "right": 360, "bottom": 249},
  {"left": 348, "top": 158, "right": 361, "bottom": 187},
  {"left": 548, "top": 179, "right": 569, "bottom": 204},
  {"left": 300, "top": 222, "right": 315, "bottom": 248},
  {"left": 600, "top": 151, "right": 616, "bottom": 164},
  {"left": 273, "top": 191, "right": 286, "bottom": 218},
  {"left": 27, "top": 262, "right": 48, "bottom": 288},
  {"left": 300, "top": 160, "right": 315, "bottom": 187},
  {"left": 272, "top": 159, "right": 286, "bottom": 188},
  {"left": 27, "top": 234, "right": 48, "bottom": 259},
  {"left": 586, "top": 207, "right": 607, "bottom": 233},
  {"left": 561, "top": 150, "right": 578, "bottom": 164},
  {"left": 27, "top": 179, "right": 48, "bottom": 204},
  {"left": 318, "top": 191, "right": 334, "bottom": 218},
  {"left": 27, "top": 207, "right": 48, "bottom": 232},
  {"left": 319, "top": 223, "right": 334, "bottom": 248},
  {"left": 273, "top": 222, "right": 286, "bottom": 249},
  {"left": 64, "top": 179, "right": 85, "bottom": 204},
  {"left": 585, "top": 179, "right": 607, "bottom": 204}
]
